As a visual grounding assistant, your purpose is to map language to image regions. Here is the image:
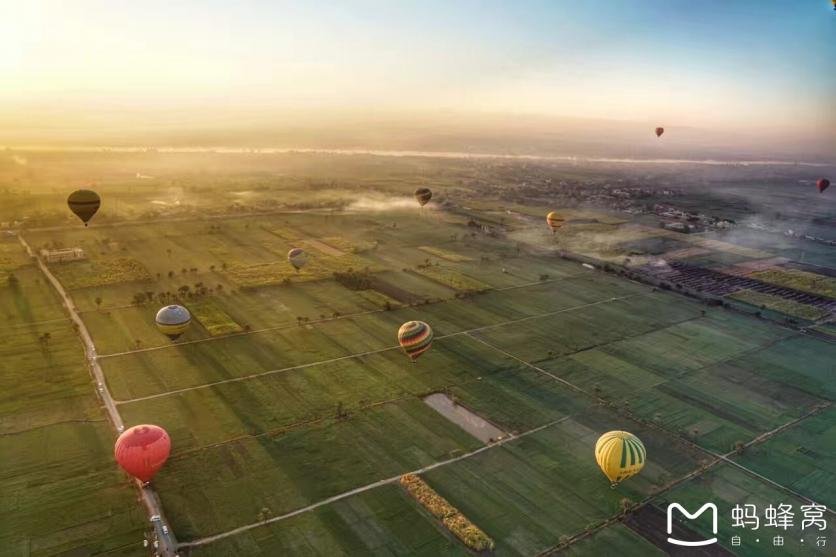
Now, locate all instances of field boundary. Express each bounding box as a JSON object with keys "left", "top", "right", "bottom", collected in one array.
[
  {"left": 468, "top": 331, "right": 835, "bottom": 511},
  {"left": 97, "top": 273, "right": 586, "bottom": 359},
  {"left": 177, "top": 417, "right": 569, "bottom": 549},
  {"left": 113, "top": 292, "right": 646, "bottom": 405}
]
